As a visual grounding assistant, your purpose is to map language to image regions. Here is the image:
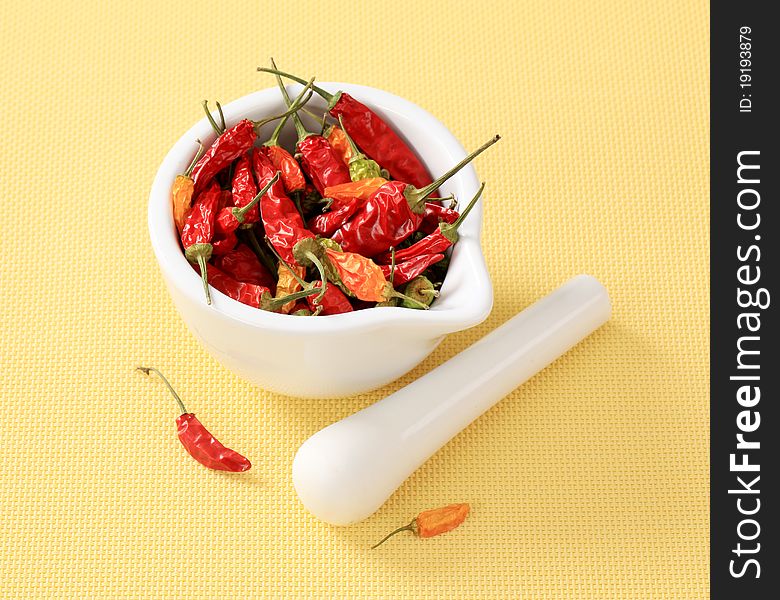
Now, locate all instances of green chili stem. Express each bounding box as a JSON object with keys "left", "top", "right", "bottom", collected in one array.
[
  {"left": 185, "top": 141, "right": 205, "bottom": 177},
  {"left": 389, "top": 247, "right": 397, "bottom": 286},
  {"left": 202, "top": 100, "right": 224, "bottom": 135},
  {"left": 263, "top": 286, "right": 320, "bottom": 311},
  {"left": 409, "top": 136, "right": 500, "bottom": 208},
  {"left": 441, "top": 182, "right": 485, "bottom": 237},
  {"left": 137, "top": 366, "right": 189, "bottom": 415},
  {"left": 244, "top": 228, "right": 278, "bottom": 277},
  {"left": 196, "top": 253, "right": 212, "bottom": 305},
  {"left": 391, "top": 290, "right": 430, "bottom": 310},
  {"left": 258, "top": 66, "right": 335, "bottom": 104},
  {"left": 304, "top": 251, "right": 328, "bottom": 302},
  {"left": 371, "top": 520, "right": 417, "bottom": 549},
  {"left": 271, "top": 58, "right": 310, "bottom": 142},
  {"left": 215, "top": 101, "right": 227, "bottom": 132},
  {"left": 233, "top": 172, "right": 280, "bottom": 223},
  {"left": 300, "top": 108, "right": 330, "bottom": 134},
  {"left": 255, "top": 83, "right": 314, "bottom": 134}
]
